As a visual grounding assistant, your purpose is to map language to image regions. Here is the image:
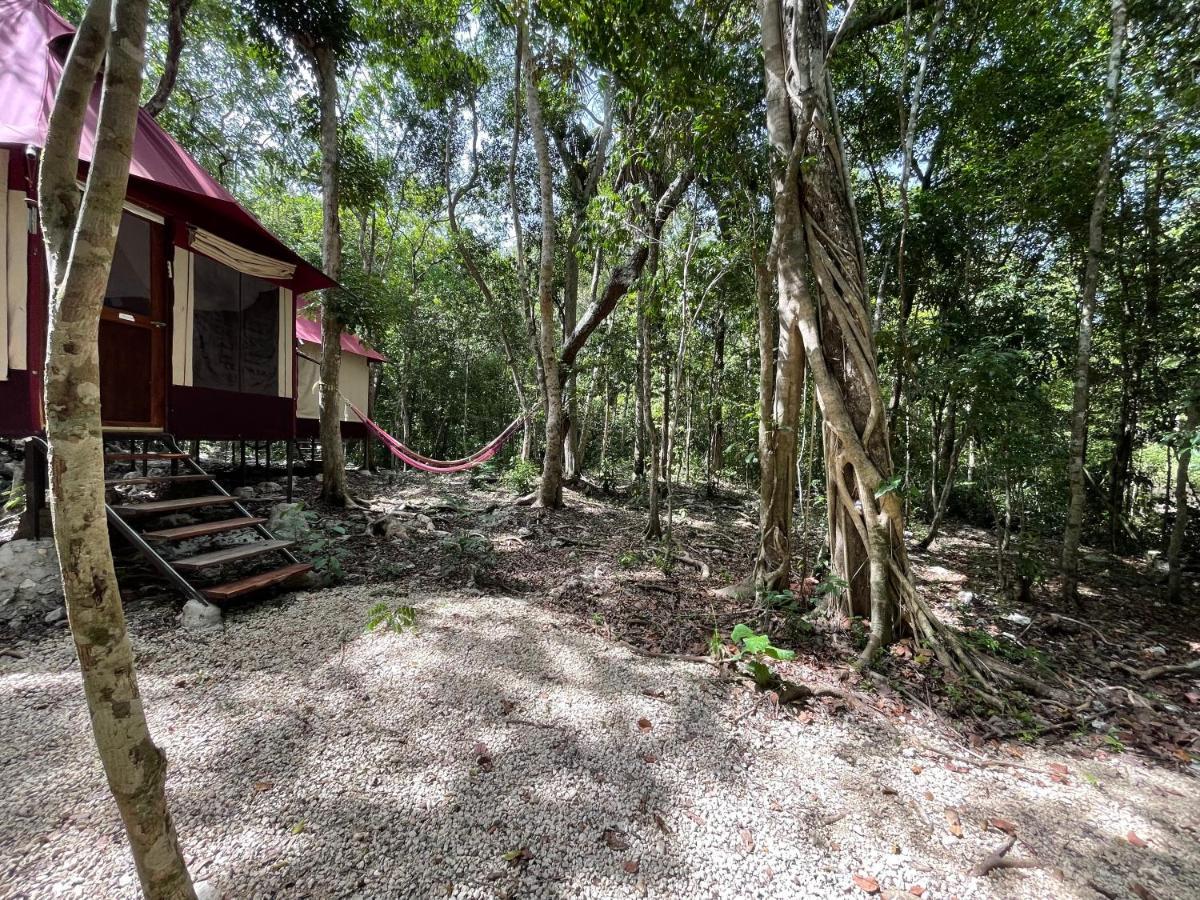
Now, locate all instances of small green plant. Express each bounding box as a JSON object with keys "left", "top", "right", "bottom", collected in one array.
[
  {"left": 729, "top": 623, "right": 795, "bottom": 687},
  {"left": 3, "top": 478, "right": 24, "bottom": 512},
  {"left": 440, "top": 530, "right": 494, "bottom": 583},
  {"left": 1103, "top": 732, "right": 1127, "bottom": 753},
  {"left": 617, "top": 550, "right": 642, "bottom": 570},
  {"left": 813, "top": 574, "right": 849, "bottom": 600},
  {"left": 502, "top": 458, "right": 540, "bottom": 494},
  {"left": 366, "top": 601, "right": 417, "bottom": 633}
]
